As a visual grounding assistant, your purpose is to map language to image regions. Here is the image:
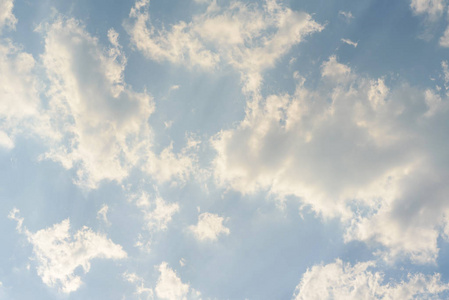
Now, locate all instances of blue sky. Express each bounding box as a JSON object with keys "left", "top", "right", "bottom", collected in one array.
[{"left": 2, "top": 0, "right": 449, "bottom": 299}]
